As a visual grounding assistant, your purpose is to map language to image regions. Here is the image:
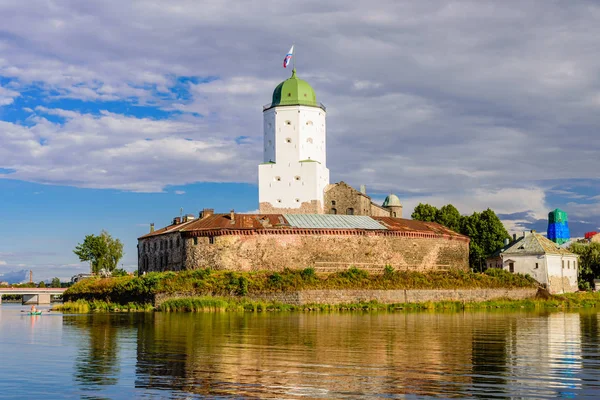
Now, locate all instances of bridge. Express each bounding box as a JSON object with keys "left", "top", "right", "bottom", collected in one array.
[{"left": 0, "top": 288, "right": 67, "bottom": 305}]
